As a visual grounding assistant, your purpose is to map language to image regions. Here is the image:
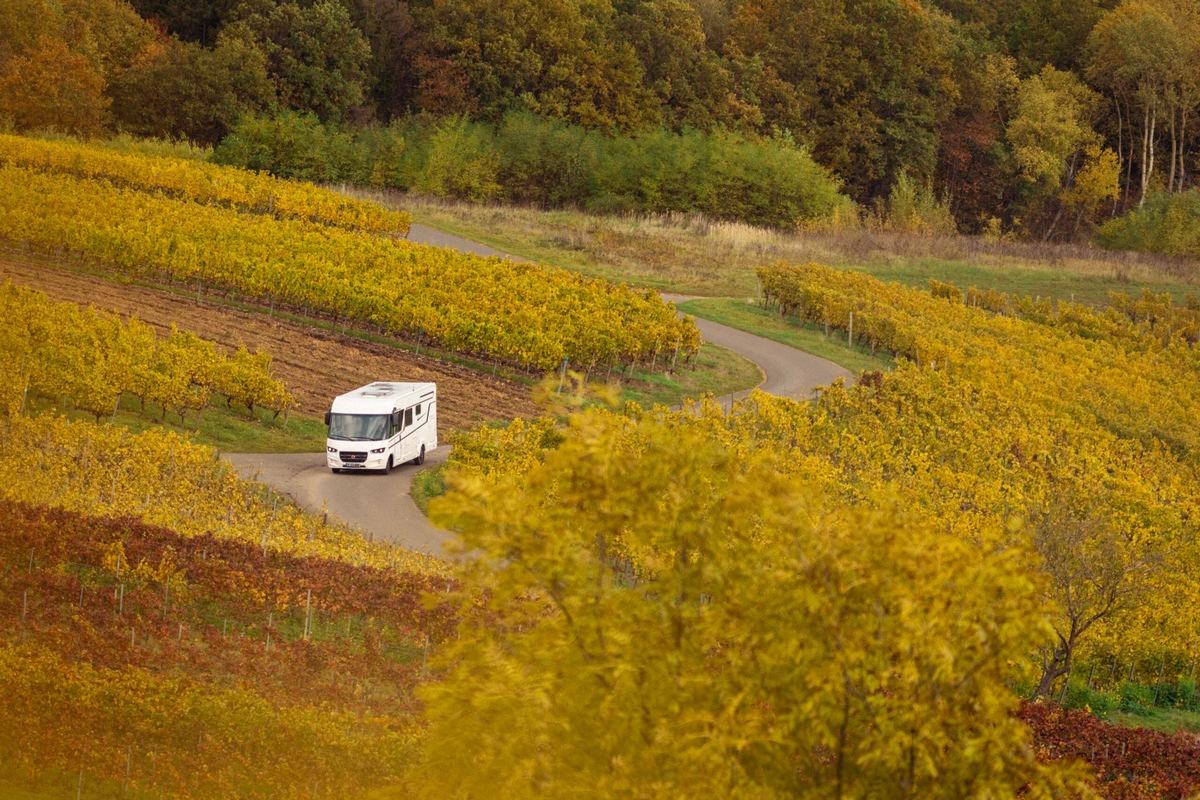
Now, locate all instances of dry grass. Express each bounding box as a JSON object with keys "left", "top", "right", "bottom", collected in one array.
[{"left": 349, "top": 189, "right": 1200, "bottom": 305}]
